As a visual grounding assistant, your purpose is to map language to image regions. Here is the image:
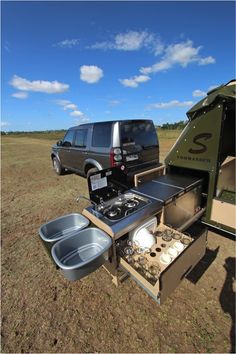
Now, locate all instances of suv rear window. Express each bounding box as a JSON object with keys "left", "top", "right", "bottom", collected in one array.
[
  {"left": 92, "top": 123, "right": 112, "bottom": 147},
  {"left": 120, "top": 121, "right": 158, "bottom": 147}
]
